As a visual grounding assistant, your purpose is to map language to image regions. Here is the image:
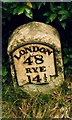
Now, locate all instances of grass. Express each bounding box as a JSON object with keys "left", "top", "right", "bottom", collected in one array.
[{"left": 2, "top": 77, "right": 72, "bottom": 119}]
